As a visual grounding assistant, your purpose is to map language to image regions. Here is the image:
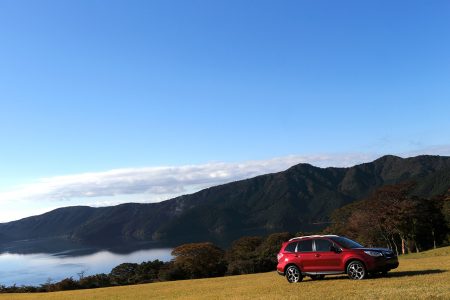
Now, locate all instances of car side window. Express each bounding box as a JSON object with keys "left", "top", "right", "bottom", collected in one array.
[
  {"left": 284, "top": 242, "right": 297, "bottom": 252},
  {"left": 314, "top": 239, "right": 333, "bottom": 252},
  {"left": 296, "top": 240, "right": 313, "bottom": 252}
]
